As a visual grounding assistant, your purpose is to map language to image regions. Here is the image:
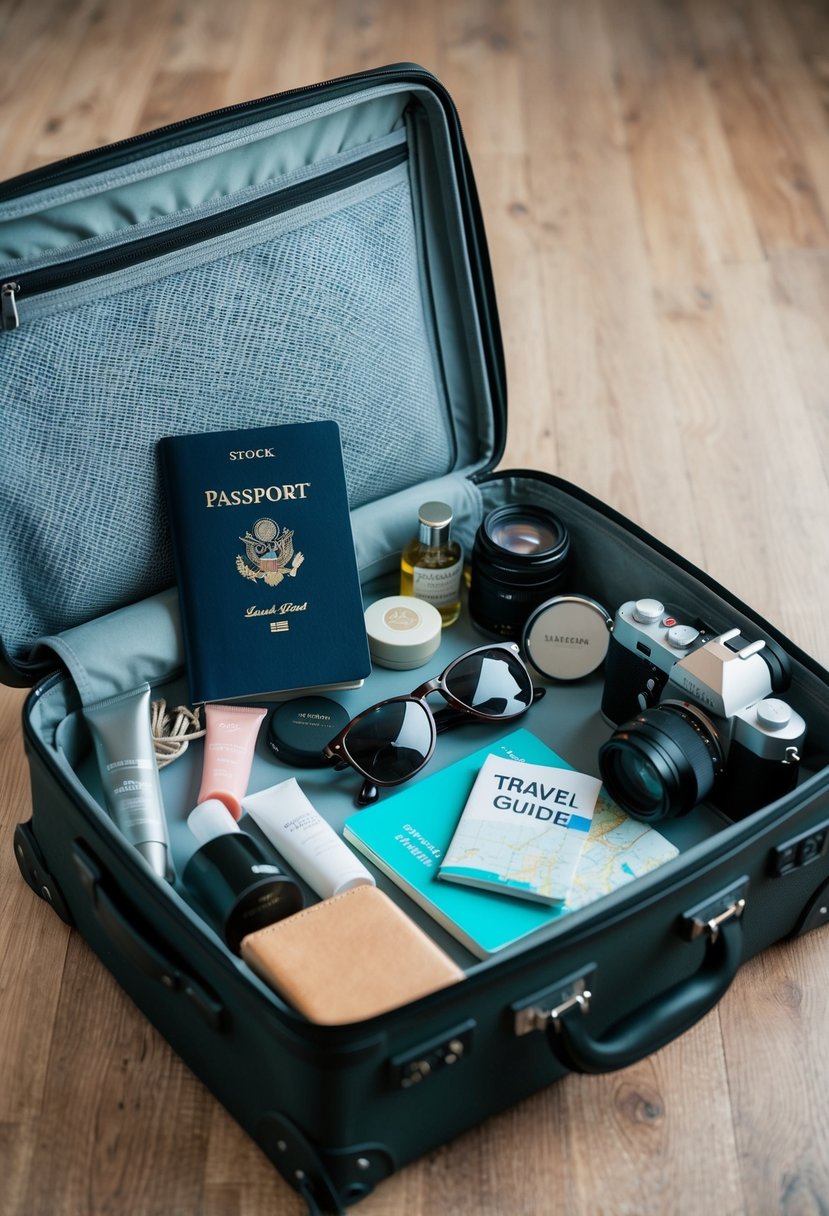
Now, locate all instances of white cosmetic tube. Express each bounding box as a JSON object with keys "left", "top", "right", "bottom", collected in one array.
[{"left": 242, "top": 778, "right": 375, "bottom": 899}]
